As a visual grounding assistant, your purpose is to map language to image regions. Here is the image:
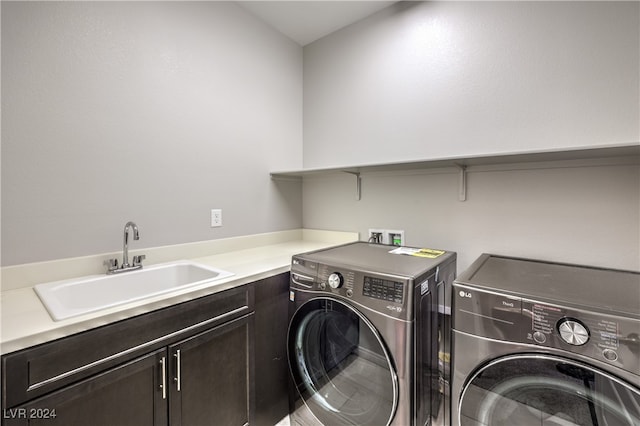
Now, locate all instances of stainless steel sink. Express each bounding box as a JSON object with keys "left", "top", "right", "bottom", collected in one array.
[{"left": 34, "top": 261, "right": 234, "bottom": 321}]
